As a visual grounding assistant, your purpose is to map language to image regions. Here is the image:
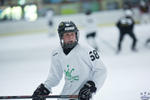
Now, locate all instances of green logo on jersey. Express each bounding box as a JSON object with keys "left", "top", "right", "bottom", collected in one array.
[{"left": 64, "top": 65, "right": 79, "bottom": 83}]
